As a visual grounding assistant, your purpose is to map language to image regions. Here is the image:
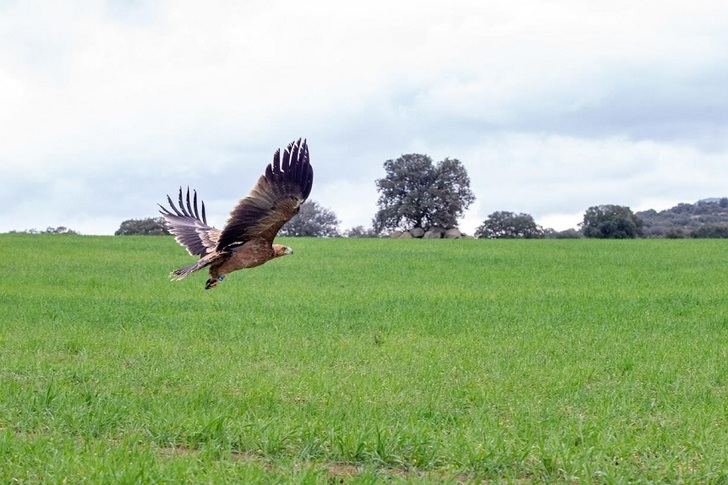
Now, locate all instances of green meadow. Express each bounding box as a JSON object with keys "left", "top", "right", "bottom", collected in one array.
[{"left": 1, "top": 234, "right": 727, "bottom": 483}]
